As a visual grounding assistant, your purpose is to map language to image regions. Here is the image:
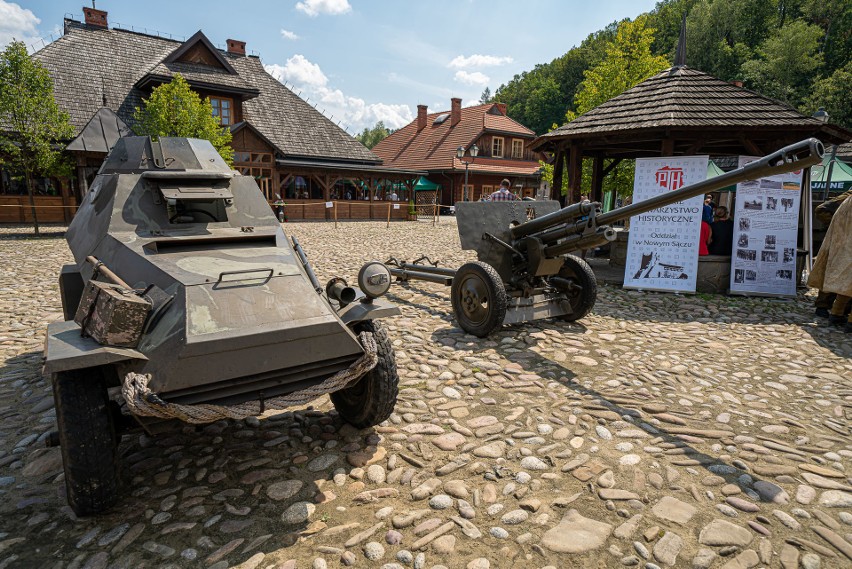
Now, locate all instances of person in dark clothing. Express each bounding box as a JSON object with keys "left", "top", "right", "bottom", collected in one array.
[{"left": 709, "top": 206, "right": 734, "bottom": 255}]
